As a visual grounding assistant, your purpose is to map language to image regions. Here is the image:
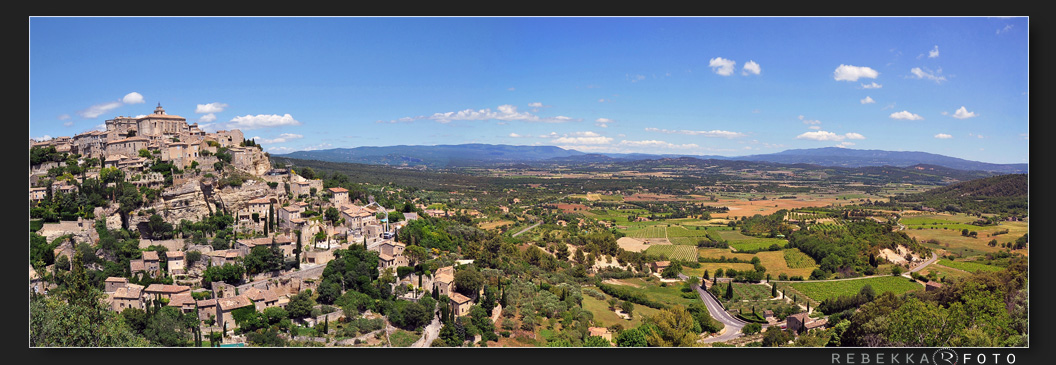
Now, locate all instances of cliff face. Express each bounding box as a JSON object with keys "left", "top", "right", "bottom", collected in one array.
[{"left": 153, "top": 180, "right": 215, "bottom": 224}]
